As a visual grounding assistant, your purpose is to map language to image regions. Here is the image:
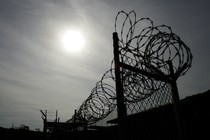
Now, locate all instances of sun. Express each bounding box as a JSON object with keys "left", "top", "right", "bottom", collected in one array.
[{"left": 61, "top": 30, "right": 85, "bottom": 52}]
